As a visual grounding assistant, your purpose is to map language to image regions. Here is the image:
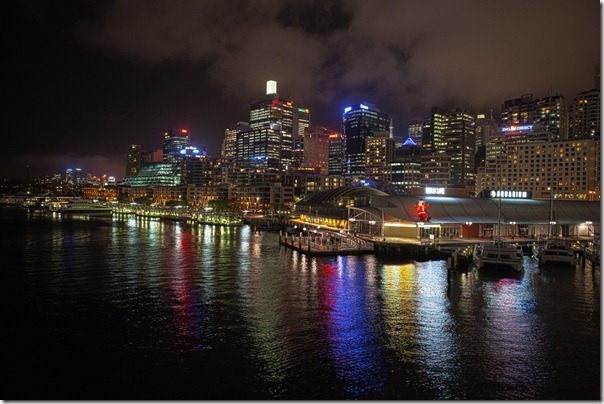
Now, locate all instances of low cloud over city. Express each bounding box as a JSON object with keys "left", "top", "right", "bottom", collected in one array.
[{"left": 3, "top": 0, "right": 599, "bottom": 179}]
